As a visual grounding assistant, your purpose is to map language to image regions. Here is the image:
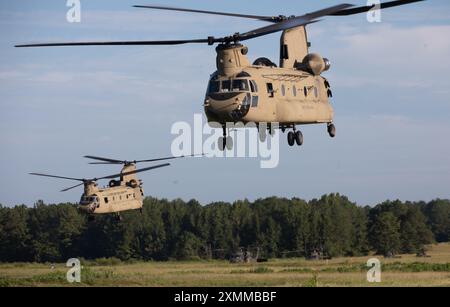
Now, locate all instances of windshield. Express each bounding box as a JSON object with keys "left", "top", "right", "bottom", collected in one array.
[
  {"left": 80, "top": 195, "right": 98, "bottom": 204},
  {"left": 208, "top": 81, "right": 220, "bottom": 93},
  {"left": 208, "top": 79, "right": 250, "bottom": 94},
  {"left": 232, "top": 79, "right": 249, "bottom": 92},
  {"left": 221, "top": 80, "right": 231, "bottom": 92}
]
